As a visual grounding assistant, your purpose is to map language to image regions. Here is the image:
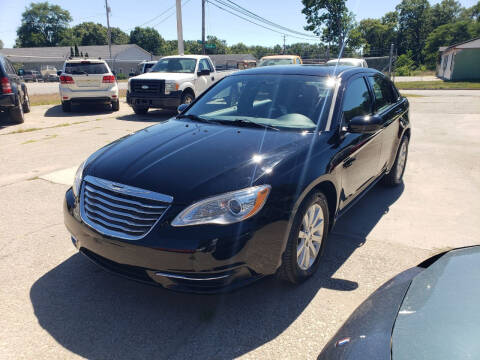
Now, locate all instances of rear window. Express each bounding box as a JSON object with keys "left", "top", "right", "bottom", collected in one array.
[{"left": 65, "top": 62, "right": 109, "bottom": 75}]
